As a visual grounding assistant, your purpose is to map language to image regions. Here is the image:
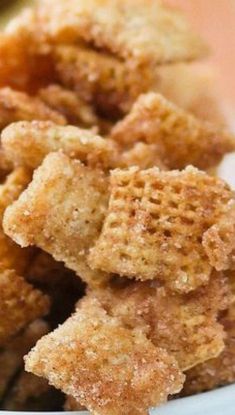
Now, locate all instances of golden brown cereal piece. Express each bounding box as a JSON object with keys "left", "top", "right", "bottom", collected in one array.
[
  {"left": 0, "top": 320, "right": 49, "bottom": 400},
  {"left": 182, "top": 304, "right": 235, "bottom": 395},
  {"left": 0, "top": 87, "right": 66, "bottom": 130},
  {"left": 90, "top": 273, "right": 229, "bottom": 371},
  {"left": 111, "top": 93, "right": 235, "bottom": 170},
  {"left": 54, "top": 45, "right": 154, "bottom": 117},
  {"left": 39, "top": 84, "right": 98, "bottom": 128},
  {"left": 25, "top": 297, "right": 184, "bottom": 415},
  {"left": 0, "top": 167, "right": 32, "bottom": 274},
  {"left": 2, "top": 371, "right": 63, "bottom": 411},
  {"left": 2, "top": 121, "right": 118, "bottom": 170},
  {"left": 26, "top": 251, "right": 85, "bottom": 327},
  {"left": 0, "top": 268, "right": 50, "bottom": 347},
  {"left": 154, "top": 64, "right": 227, "bottom": 125},
  {"left": 64, "top": 396, "right": 86, "bottom": 411},
  {"left": 89, "top": 166, "right": 234, "bottom": 292},
  {"left": 3, "top": 152, "right": 110, "bottom": 287},
  {"left": 119, "top": 143, "right": 167, "bottom": 170},
  {"left": 0, "top": 10, "right": 55, "bottom": 92},
  {"left": 203, "top": 203, "right": 235, "bottom": 272},
  {"left": 38, "top": 0, "right": 207, "bottom": 66}
]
